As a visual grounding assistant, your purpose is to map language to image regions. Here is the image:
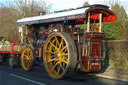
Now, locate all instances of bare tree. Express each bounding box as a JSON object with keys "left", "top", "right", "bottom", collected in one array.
[
  {"left": 0, "top": 0, "right": 51, "bottom": 40},
  {"left": 0, "top": 7, "right": 19, "bottom": 40},
  {"left": 15, "top": 0, "right": 51, "bottom": 17}
]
